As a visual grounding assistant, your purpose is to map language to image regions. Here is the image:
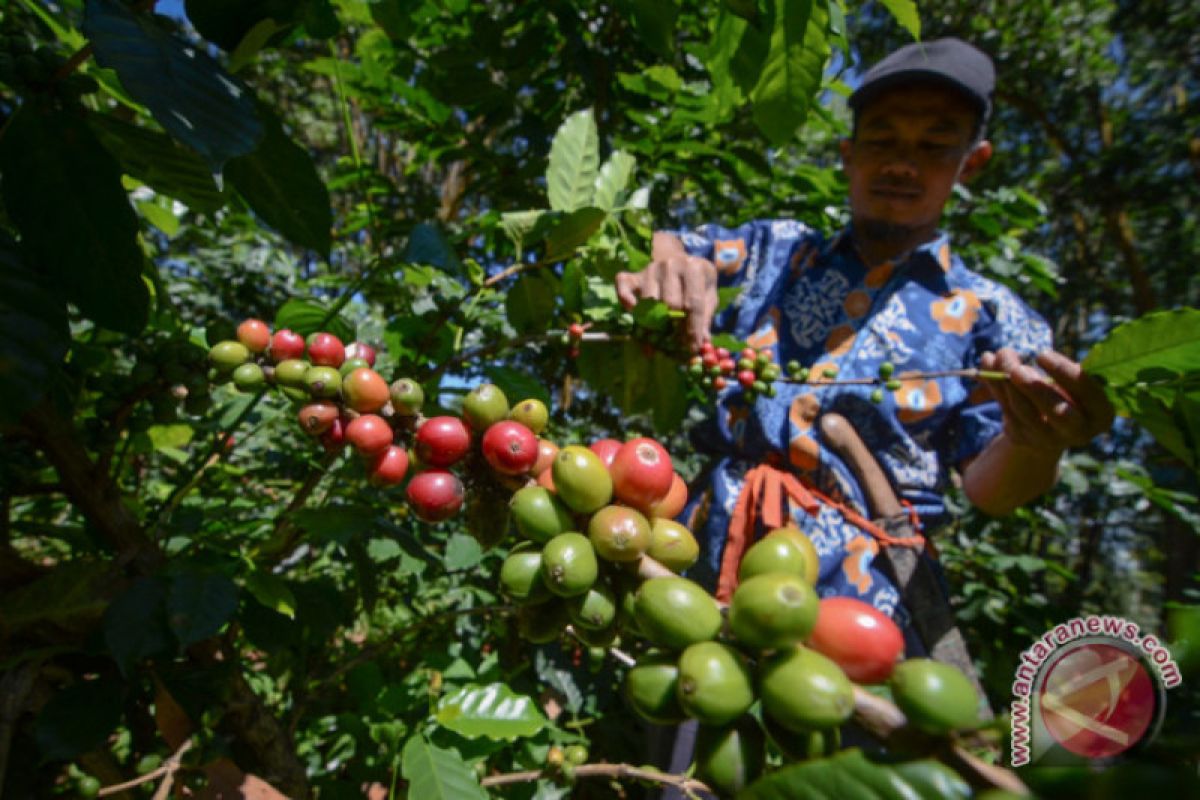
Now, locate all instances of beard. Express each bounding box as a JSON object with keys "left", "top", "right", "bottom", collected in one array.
[{"left": 857, "top": 217, "right": 921, "bottom": 243}]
